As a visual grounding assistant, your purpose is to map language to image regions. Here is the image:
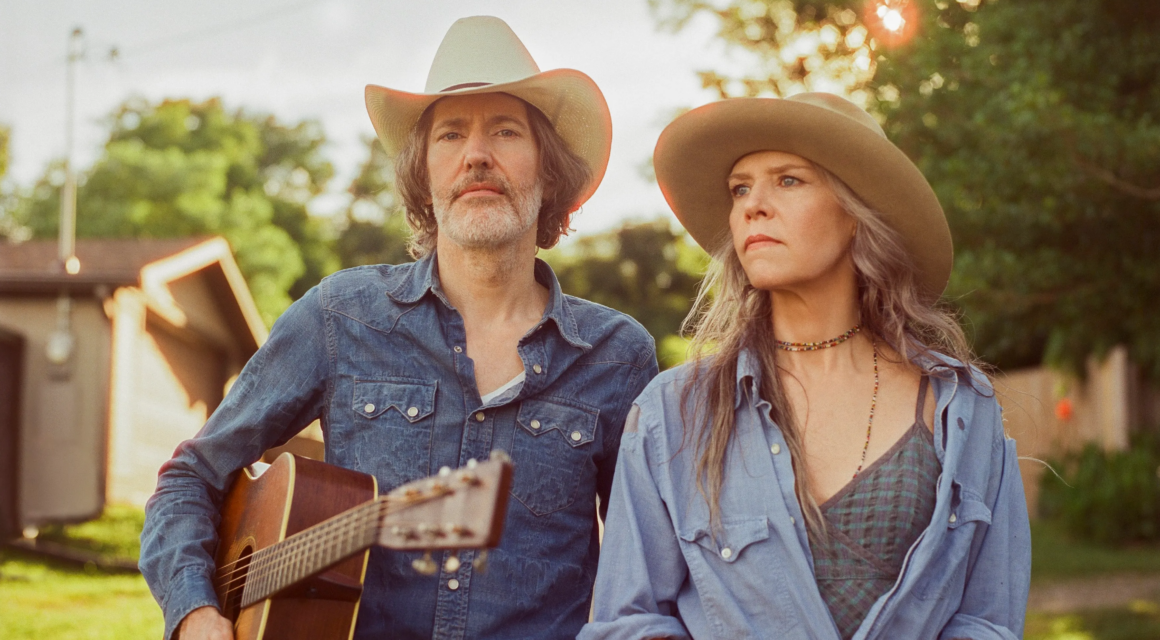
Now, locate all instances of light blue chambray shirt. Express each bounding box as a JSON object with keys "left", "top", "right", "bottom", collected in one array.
[
  {"left": 139, "top": 254, "right": 658, "bottom": 640},
  {"left": 580, "top": 350, "right": 1031, "bottom": 640}
]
